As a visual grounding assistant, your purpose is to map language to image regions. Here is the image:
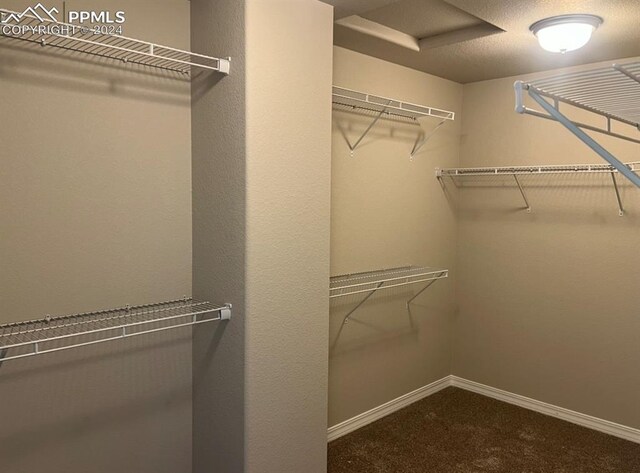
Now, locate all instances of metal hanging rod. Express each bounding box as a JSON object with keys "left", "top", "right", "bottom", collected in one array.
[
  {"left": 0, "top": 9, "right": 230, "bottom": 75},
  {"left": 0, "top": 298, "right": 232, "bottom": 363},
  {"left": 514, "top": 61, "right": 640, "bottom": 189},
  {"left": 330, "top": 266, "right": 448, "bottom": 321},
  {"left": 436, "top": 161, "right": 640, "bottom": 217},
  {"left": 332, "top": 86, "right": 454, "bottom": 157}
]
